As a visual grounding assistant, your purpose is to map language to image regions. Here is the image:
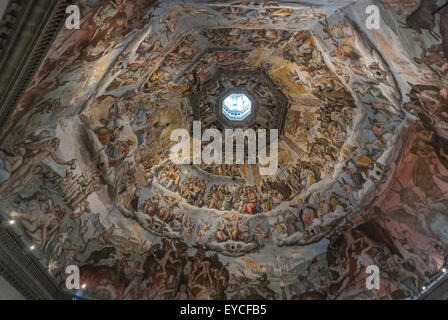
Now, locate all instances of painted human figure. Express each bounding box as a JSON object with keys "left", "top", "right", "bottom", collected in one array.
[
  {"left": 300, "top": 206, "right": 318, "bottom": 229},
  {"left": 122, "top": 261, "right": 145, "bottom": 299},
  {"left": 0, "top": 138, "right": 75, "bottom": 196},
  {"left": 215, "top": 219, "right": 229, "bottom": 242},
  {"left": 241, "top": 186, "right": 257, "bottom": 214},
  {"left": 0, "top": 146, "right": 25, "bottom": 182}
]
